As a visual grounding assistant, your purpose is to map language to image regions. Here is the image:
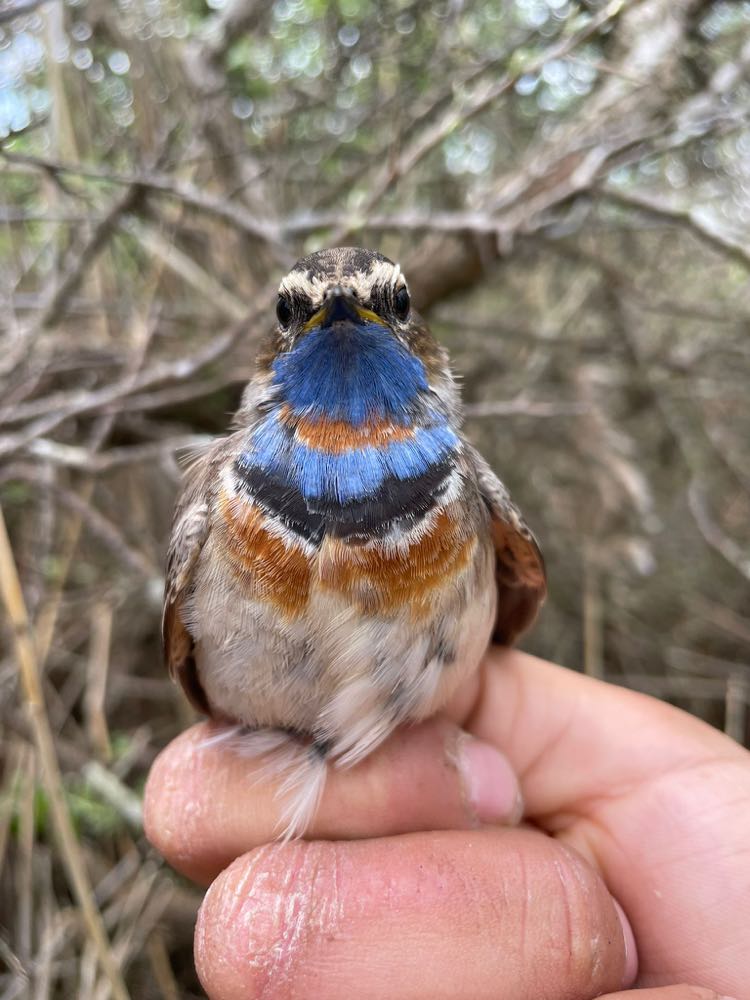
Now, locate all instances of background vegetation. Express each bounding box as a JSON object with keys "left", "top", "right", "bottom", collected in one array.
[{"left": 1, "top": 0, "right": 749, "bottom": 995}]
